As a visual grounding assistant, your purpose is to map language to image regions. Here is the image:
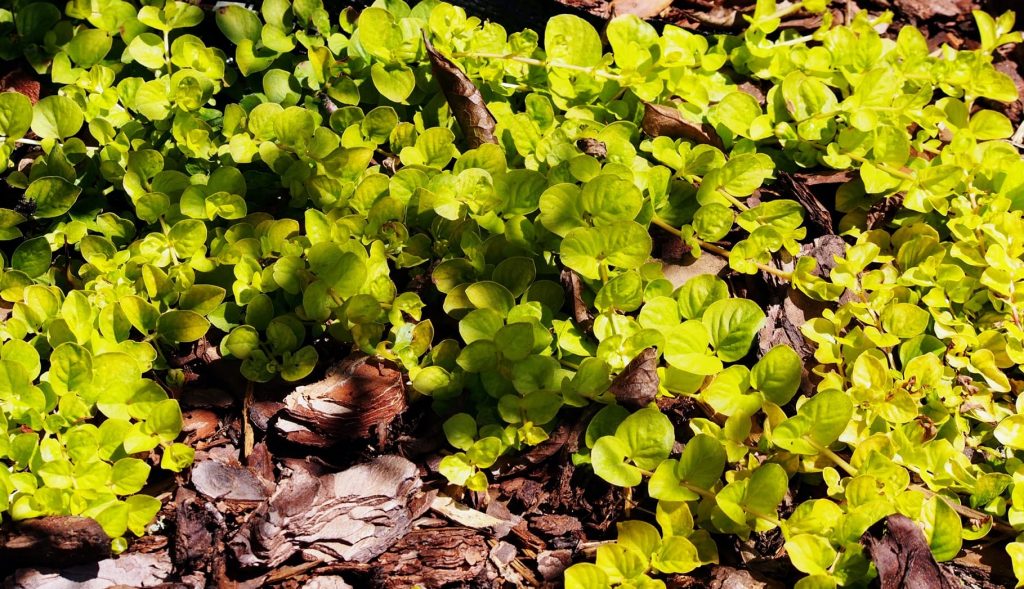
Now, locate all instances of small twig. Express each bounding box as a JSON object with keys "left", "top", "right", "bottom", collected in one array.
[
  {"left": 243, "top": 380, "right": 254, "bottom": 458},
  {"left": 910, "top": 484, "right": 1017, "bottom": 537}
]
